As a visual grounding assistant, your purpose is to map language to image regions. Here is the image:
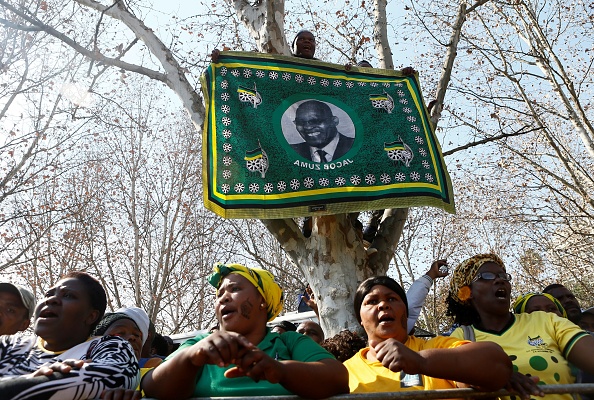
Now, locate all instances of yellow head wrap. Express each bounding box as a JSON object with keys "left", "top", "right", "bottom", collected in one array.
[
  {"left": 449, "top": 253, "right": 505, "bottom": 305},
  {"left": 208, "top": 263, "right": 284, "bottom": 322},
  {"left": 512, "top": 292, "right": 567, "bottom": 318}
]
